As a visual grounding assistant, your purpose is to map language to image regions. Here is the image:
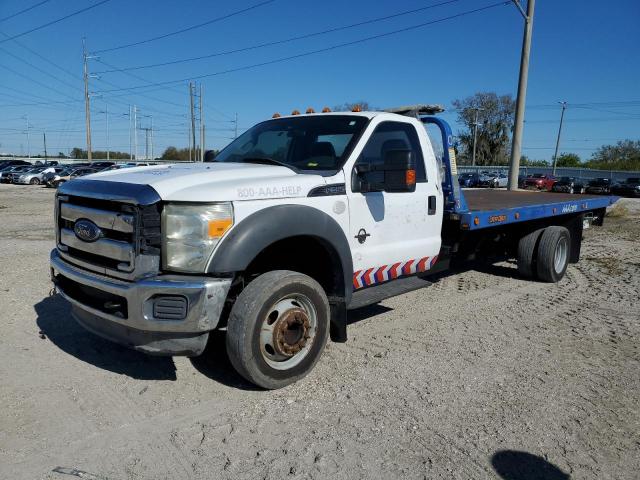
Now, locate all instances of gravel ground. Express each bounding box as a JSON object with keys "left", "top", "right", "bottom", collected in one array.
[{"left": 0, "top": 184, "right": 638, "bottom": 480}]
